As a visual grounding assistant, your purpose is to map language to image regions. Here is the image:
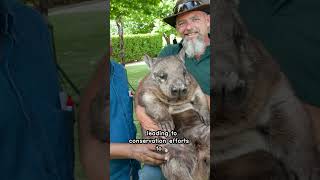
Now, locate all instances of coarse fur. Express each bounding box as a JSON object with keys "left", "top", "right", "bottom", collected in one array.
[
  {"left": 136, "top": 50, "right": 210, "bottom": 180},
  {"left": 212, "top": 0, "right": 320, "bottom": 179}
]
